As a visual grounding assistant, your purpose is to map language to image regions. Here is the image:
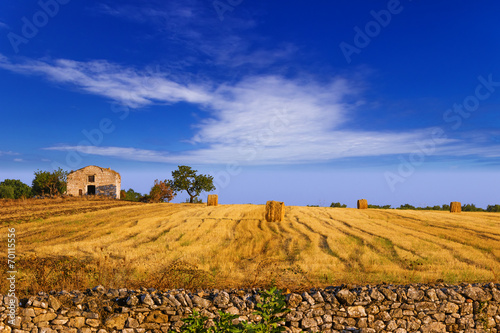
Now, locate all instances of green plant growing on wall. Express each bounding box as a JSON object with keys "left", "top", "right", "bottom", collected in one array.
[
  {"left": 243, "top": 287, "right": 290, "bottom": 333},
  {"left": 179, "top": 310, "right": 210, "bottom": 332},
  {"left": 176, "top": 287, "right": 290, "bottom": 333},
  {"left": 213, "top": 311, "right": 244, "bottom": 333}
]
